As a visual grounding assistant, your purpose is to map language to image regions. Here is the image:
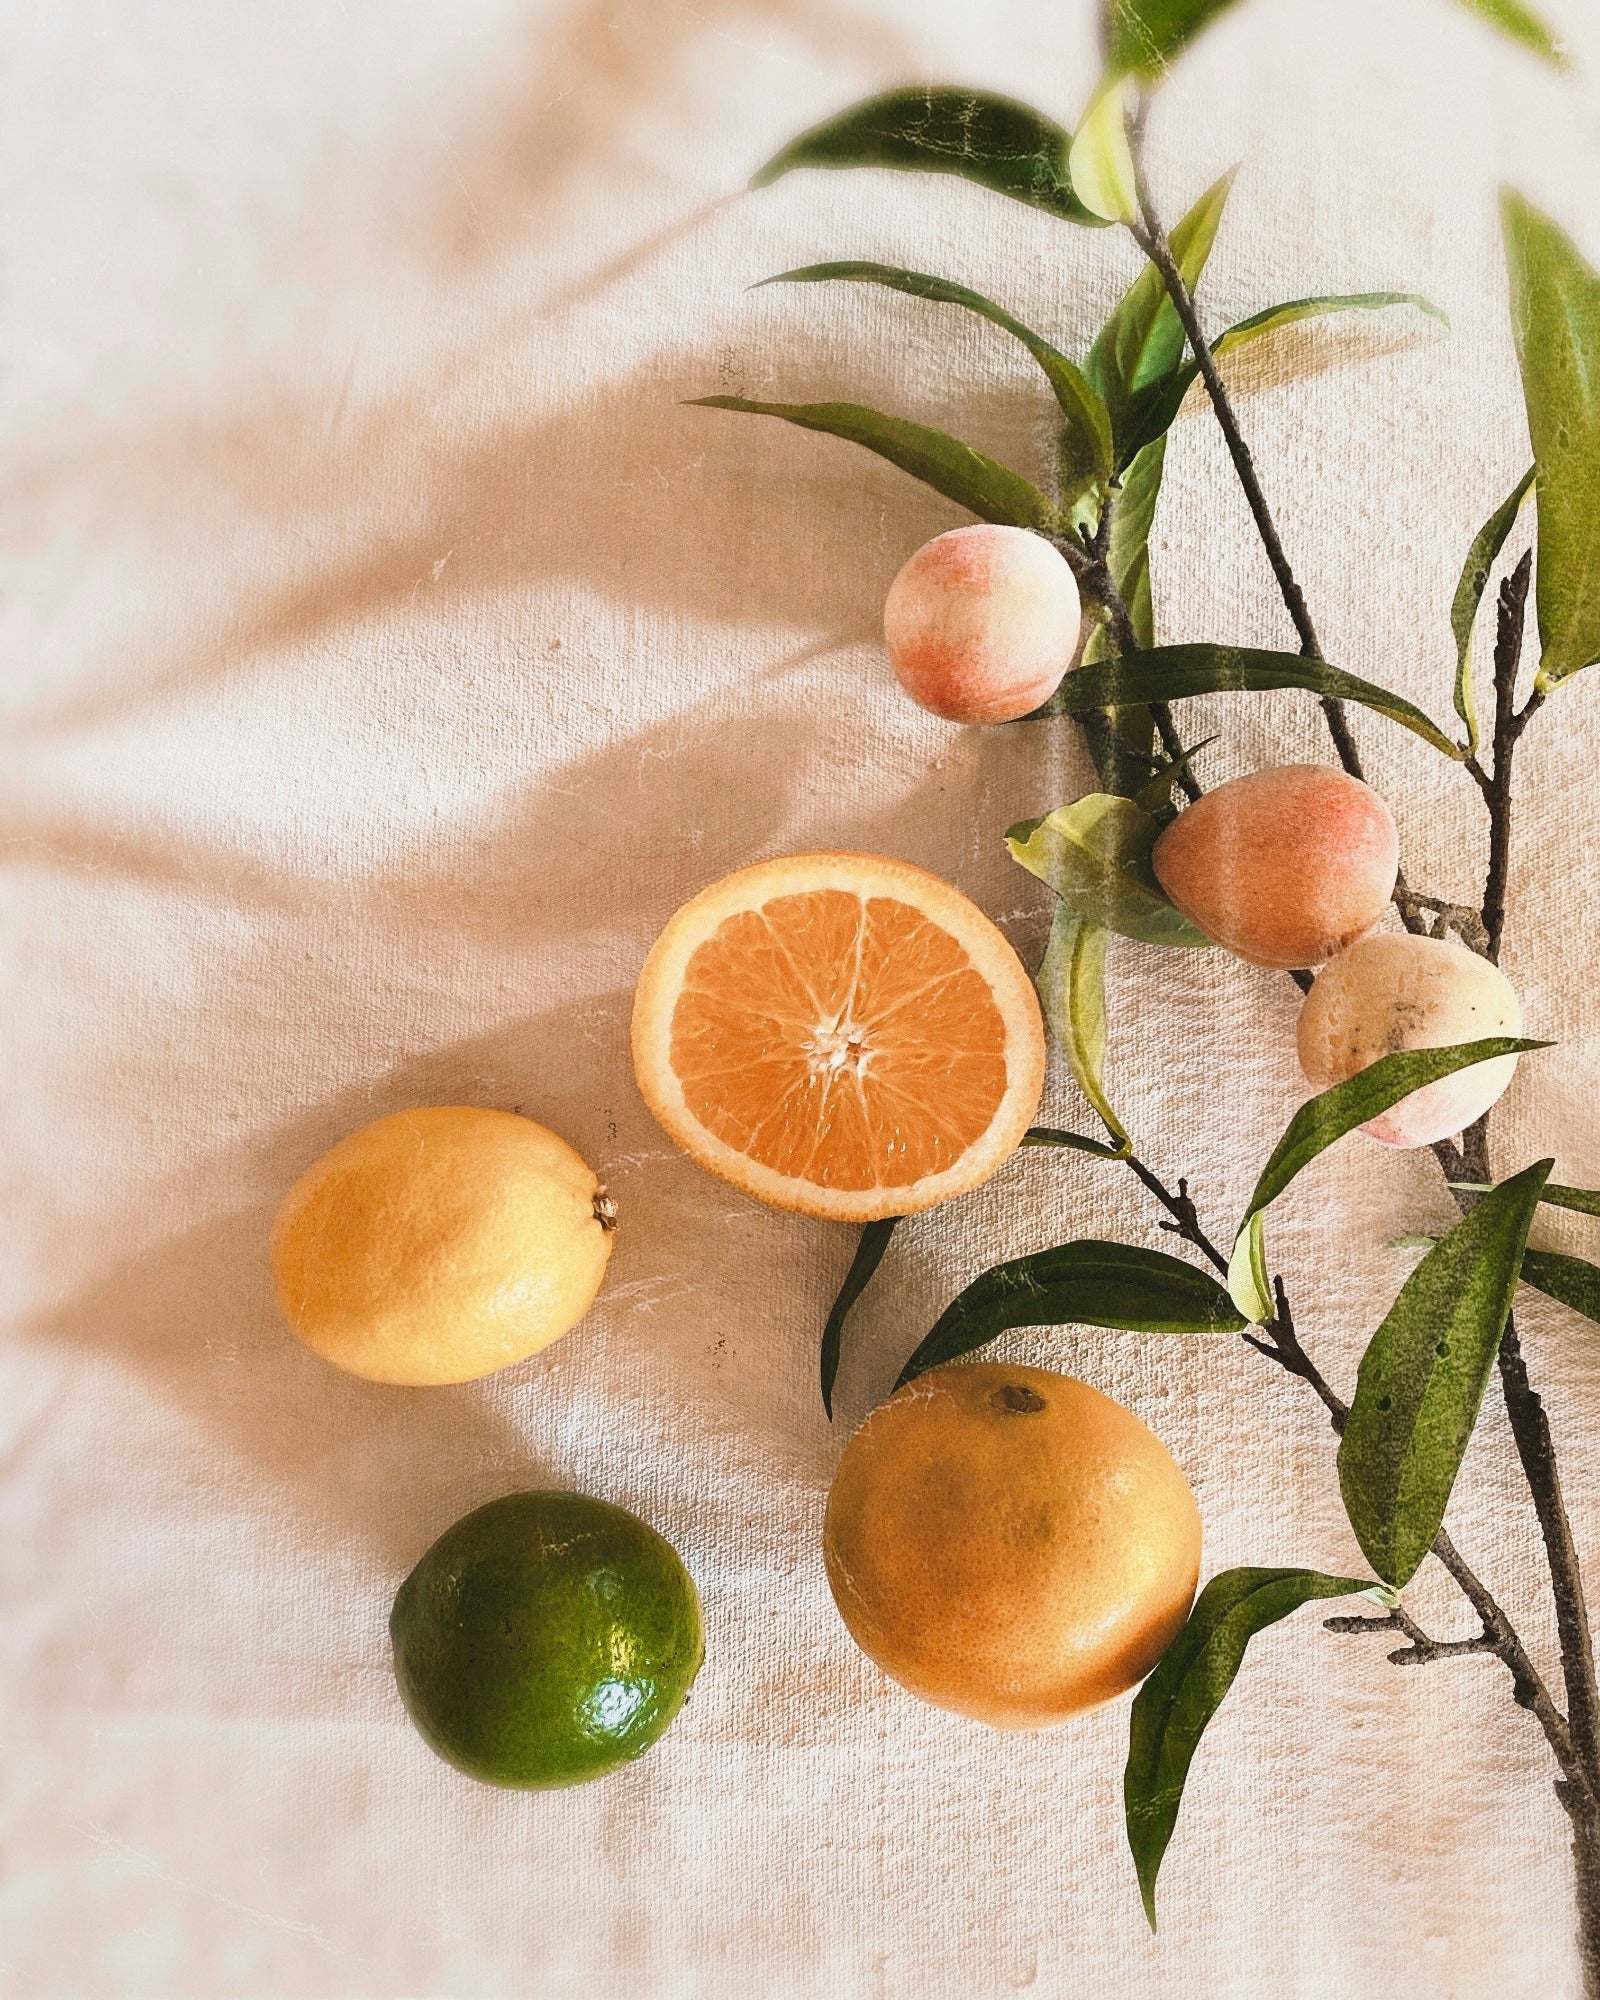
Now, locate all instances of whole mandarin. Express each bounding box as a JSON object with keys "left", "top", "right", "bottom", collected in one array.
[{"left": 824, "top": 1361, "right": 1201, "bottom": 1727}]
